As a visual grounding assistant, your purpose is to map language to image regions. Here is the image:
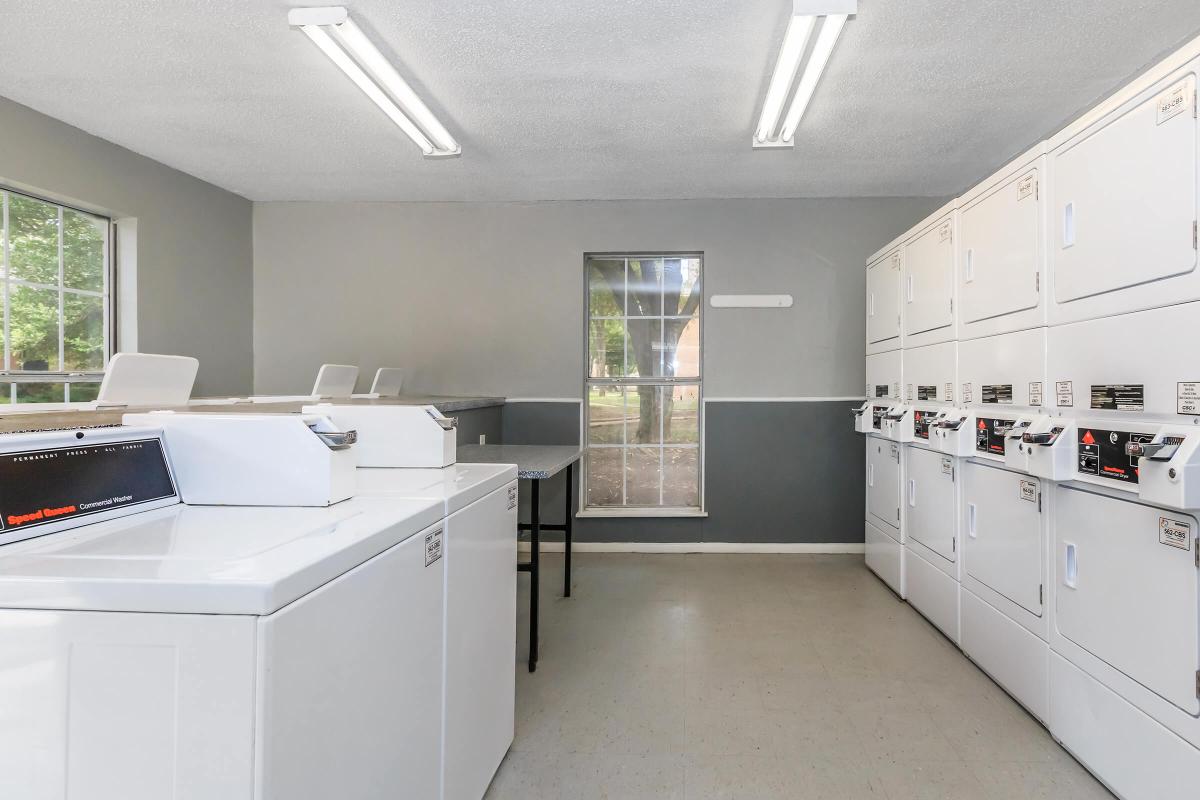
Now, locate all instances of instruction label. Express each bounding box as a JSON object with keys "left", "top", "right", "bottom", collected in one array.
[
  {"left": 1090, "top": 384, "right": 1144, "bottom": 412},
  {"left": 1158, "top": 517, "right": 1192, "bottom": 551},
  {"left": 425, "top": 529, "right": 443, "bottom": 567},
  {"left": 1019, "top": 480, "right": 1037, "bottom": 503},
  {"left": 907, "top": 384, "right": 914, "bottom": 401},
  {"left": 1029, "top": 382, "right": 1044, "bottom": 407},
  {"left": 1016, "top": 172, "right": 1036, "bottom": 201},
  {"left": 1178, "top": 382, "right": 1200, "bottom": 415},
  {"left": 892, "top": 382, "right": 900, "bottom": 398},
  {"left": 945, "top": 382, "right": 954, "bottom": 403},
  {"left": 982, "top": 384, "right": 1013, "bottom": 404},
  {"left": 507, "top": 485, "right": 518, "bottom": 511},
  {"left": 917, "top": 385, "right": 937, "bottom": 401},
  {"left": 942, "top": 457, "right": 953, "bottom": 475},
  {"left": 1056, "top": 381, "right": 1074, "bottom": 407},
  {"left": 1156, "top": 81, "right": 1191, "bottom": 125},
  {"left": 938, "top": 221, "right": 952, "bottom": 243},
  {"left": 962, "top": 383, "right": 973, "bottom": 404}
]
